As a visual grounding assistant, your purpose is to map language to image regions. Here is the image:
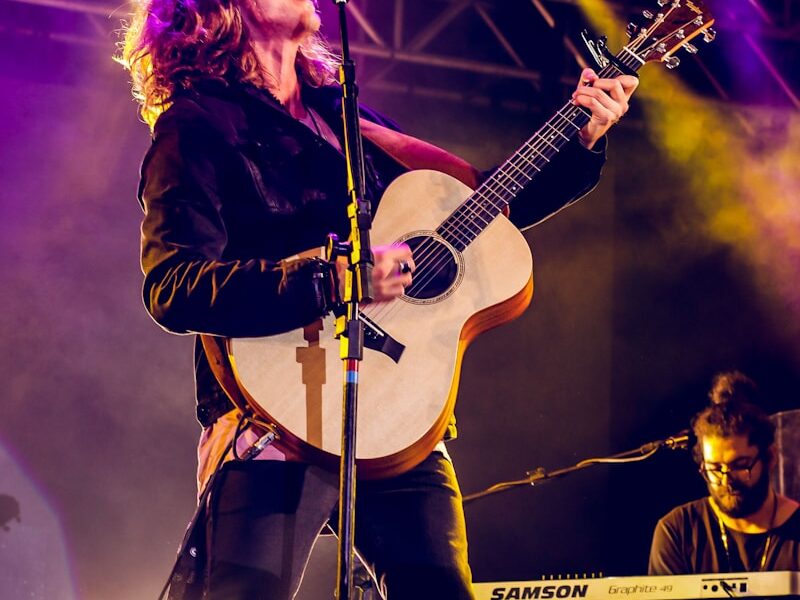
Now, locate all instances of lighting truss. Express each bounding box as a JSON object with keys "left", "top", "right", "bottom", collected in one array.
[{"left": 2, "top": 0, "right": 798, "bottom": 108}]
